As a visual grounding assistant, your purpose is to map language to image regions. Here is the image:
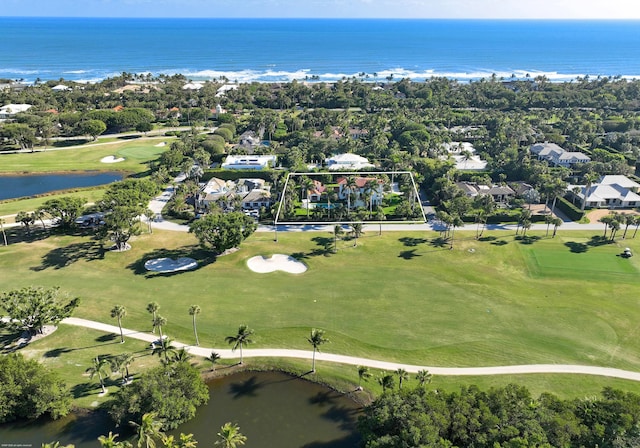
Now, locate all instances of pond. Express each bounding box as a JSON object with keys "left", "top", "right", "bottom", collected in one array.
[
  {"left": 0, "top": 172, "right": 123, "bottom": 201},
  {"left": 0, "top": 371, "right": 362, "bottom": 447}
]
